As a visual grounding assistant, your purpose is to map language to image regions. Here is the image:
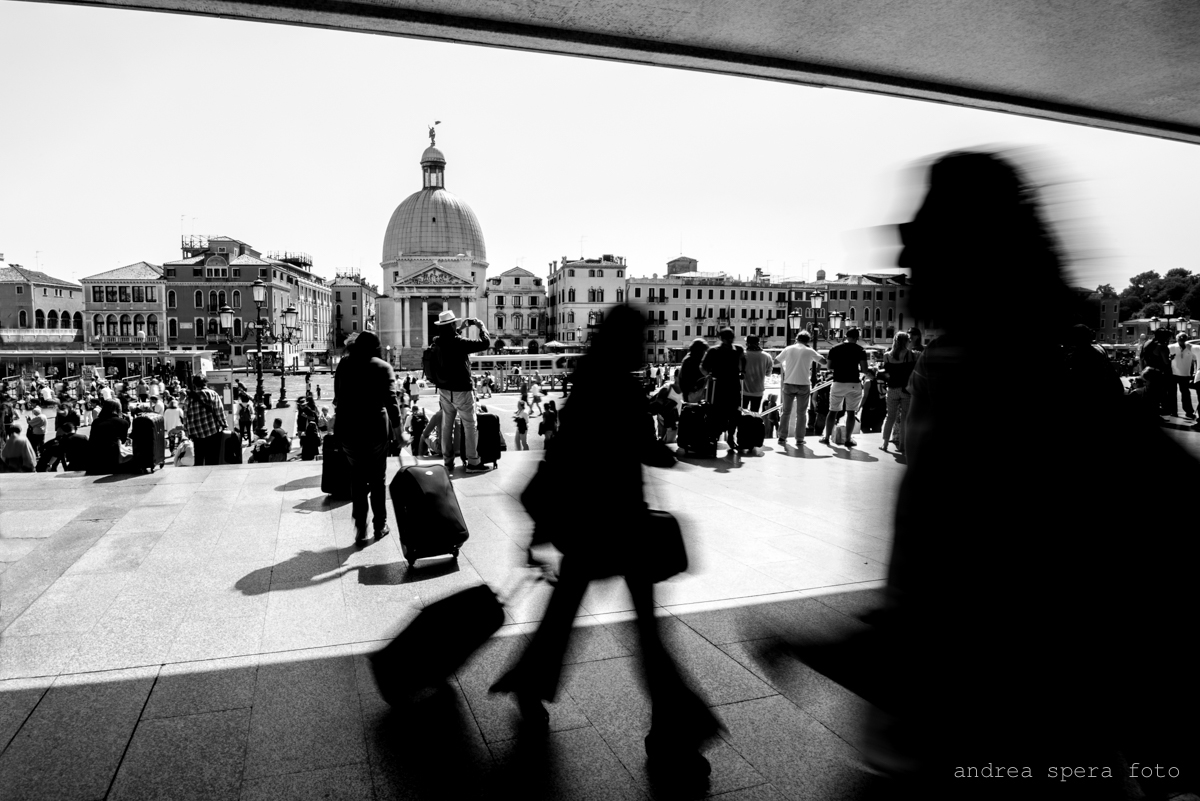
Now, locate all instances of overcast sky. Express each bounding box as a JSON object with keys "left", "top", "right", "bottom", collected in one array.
[{"left": 3, "top": 1, "right": 1199, "bottom": 293}]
